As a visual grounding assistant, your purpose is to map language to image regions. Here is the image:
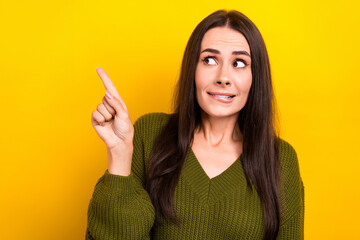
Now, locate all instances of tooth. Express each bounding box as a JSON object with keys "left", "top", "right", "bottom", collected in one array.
[
  {"left": 215, "top": 95, "right": 231, "bottom": 99},
  {"left": 209, "top": 93, "right": 233, "bottom": 99}
]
